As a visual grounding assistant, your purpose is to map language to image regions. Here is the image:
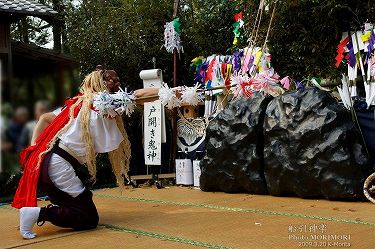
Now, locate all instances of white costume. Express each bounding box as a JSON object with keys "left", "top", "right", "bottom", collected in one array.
[
  {"left": 50, "top": 103, "right": 124, "bottom": 197},
  {"left": 16, "top": 74, "right": 135, "bottom": 240}
]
